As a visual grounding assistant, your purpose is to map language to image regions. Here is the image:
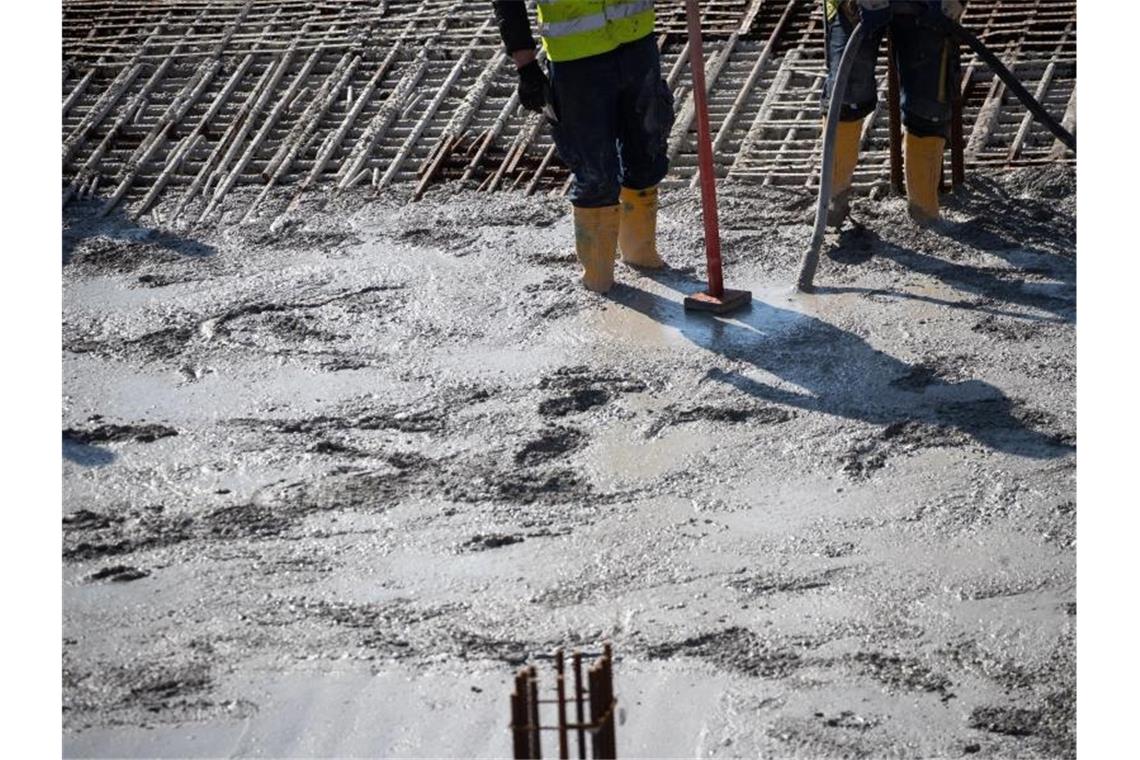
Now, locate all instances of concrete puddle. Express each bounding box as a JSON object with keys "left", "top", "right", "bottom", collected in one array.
[
  {"left": 585, "top": 420, "right": 719, "bottom": 487},
  {"left": 592, "top": 281, "right": 813, "bottom": 353}
]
